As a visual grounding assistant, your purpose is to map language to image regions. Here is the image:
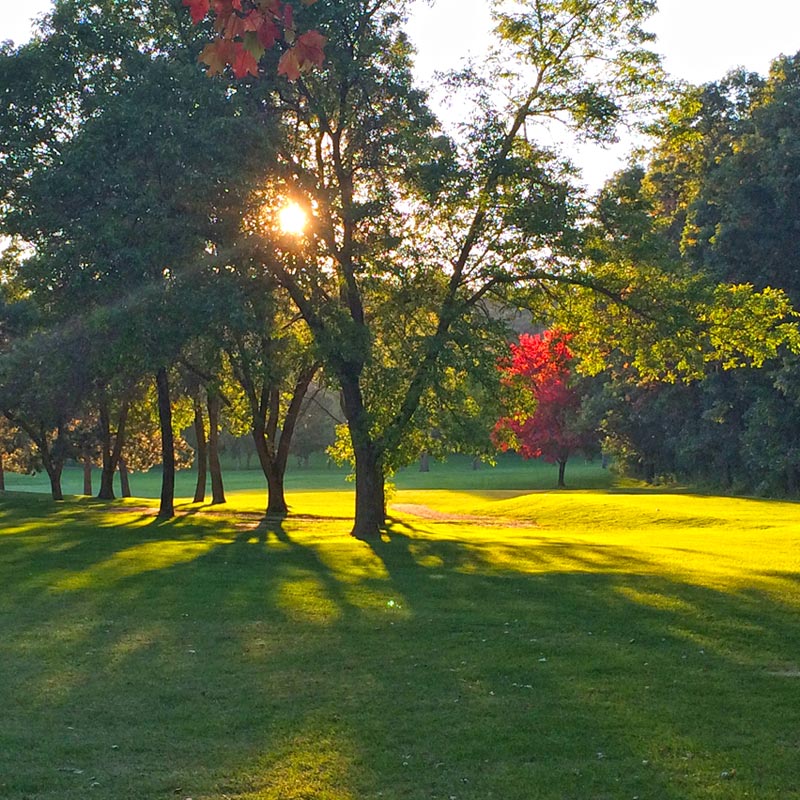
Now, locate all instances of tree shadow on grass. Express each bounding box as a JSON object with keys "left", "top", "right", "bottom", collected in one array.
[{"left": 2, "top": 505, "right": 800, "bottom": 798}]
